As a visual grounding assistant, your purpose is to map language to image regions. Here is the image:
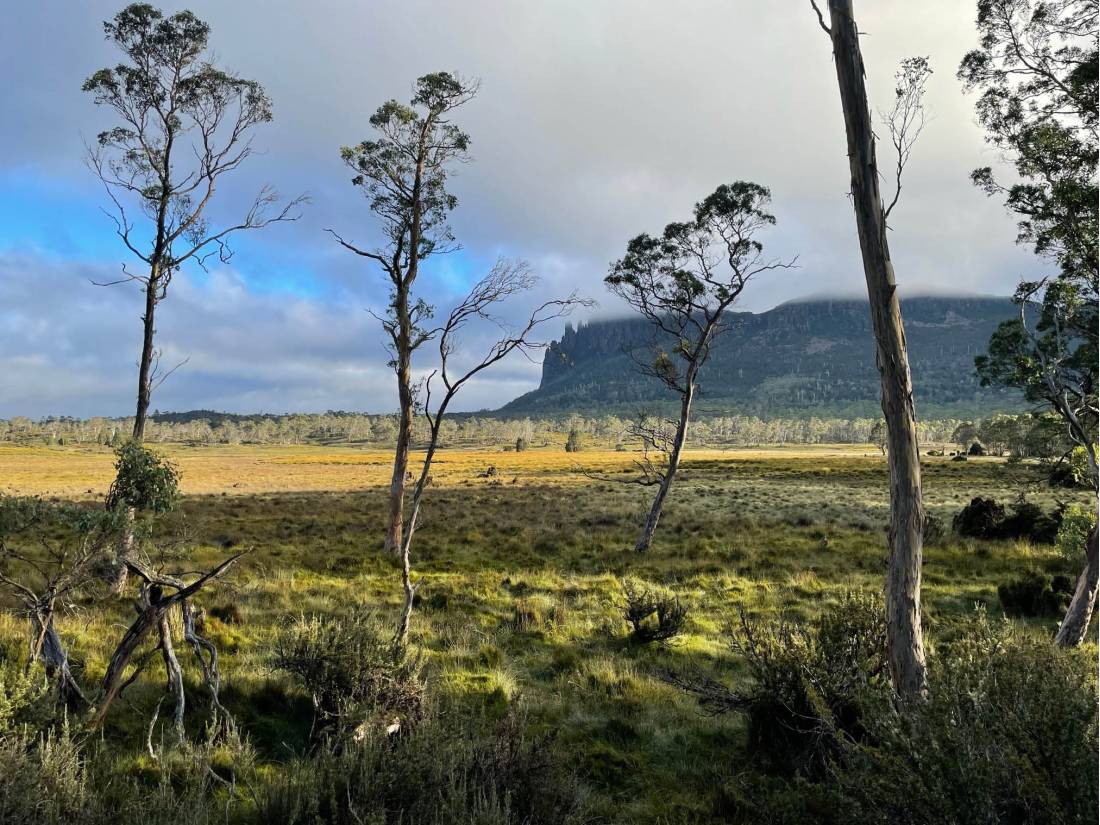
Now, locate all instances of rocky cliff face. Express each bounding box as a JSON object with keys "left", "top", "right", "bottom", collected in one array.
[{"left": 502, "top": 296, "right": 1024, "bottom": 418}]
